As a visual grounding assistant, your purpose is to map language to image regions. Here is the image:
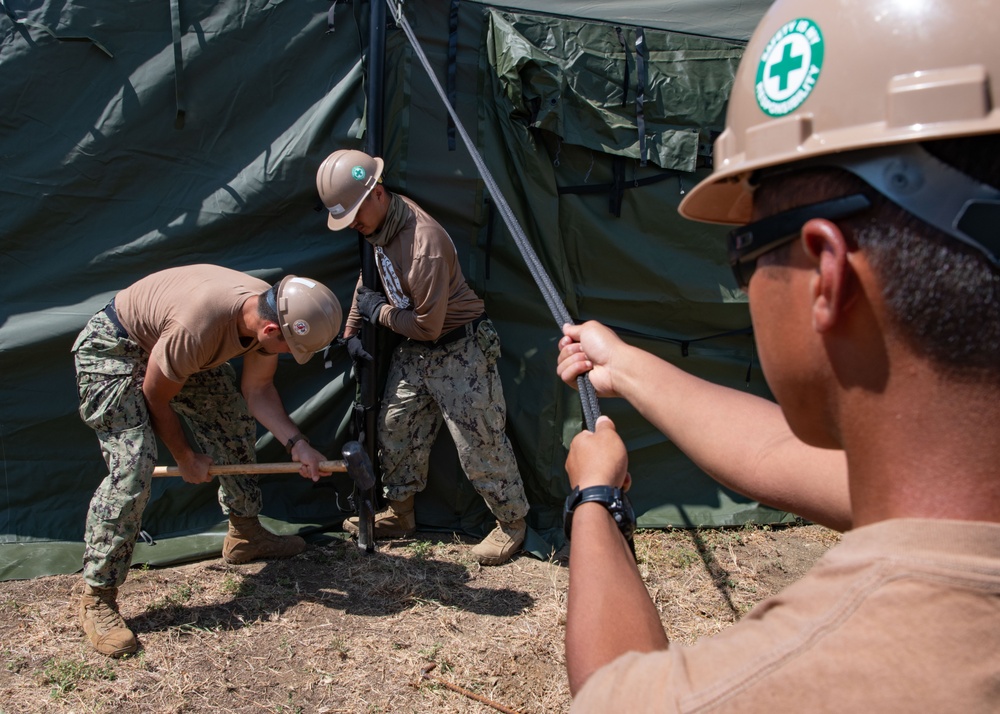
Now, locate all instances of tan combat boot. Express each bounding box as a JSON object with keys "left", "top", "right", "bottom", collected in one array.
[
  {"left": 343, "top": 494, "right": 416, "bottom": 539},
  {"left": 79, "top": 584, "right": 138, "bottom": 658},
  {"left": 471, "top": 517, "right": 526, "bottom": 566},
  {"left": 222, "top": 515, "right": 306, "bottom": 564}
]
